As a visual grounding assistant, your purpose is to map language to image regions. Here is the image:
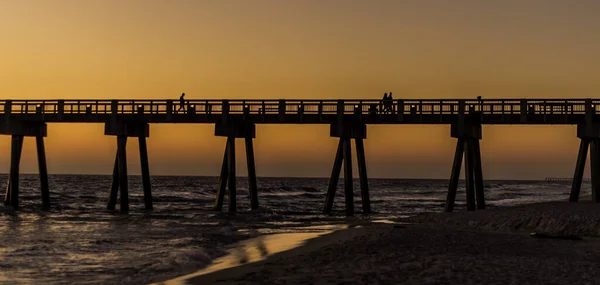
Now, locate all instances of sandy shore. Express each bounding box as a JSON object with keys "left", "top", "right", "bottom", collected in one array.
[{"left": 186, "top": 201, "right": 600, "bottom": 284}]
